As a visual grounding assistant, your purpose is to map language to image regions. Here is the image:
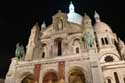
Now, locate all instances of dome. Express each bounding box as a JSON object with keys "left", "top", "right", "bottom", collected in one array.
[
  {"left": 67, "top": 2, "right": 83, "bottom": 25},
  {"left": 94, "top": 11, "right": 112, "bottom": 33},
  {"left": 94, "top": 21, "right": 112, "bottom": 33},
  {"left": 83, "top": 13, "right": 90, "bottom": 20},
  {"left": 67, "top": 13, "right": 83, "bottom": 24}
]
